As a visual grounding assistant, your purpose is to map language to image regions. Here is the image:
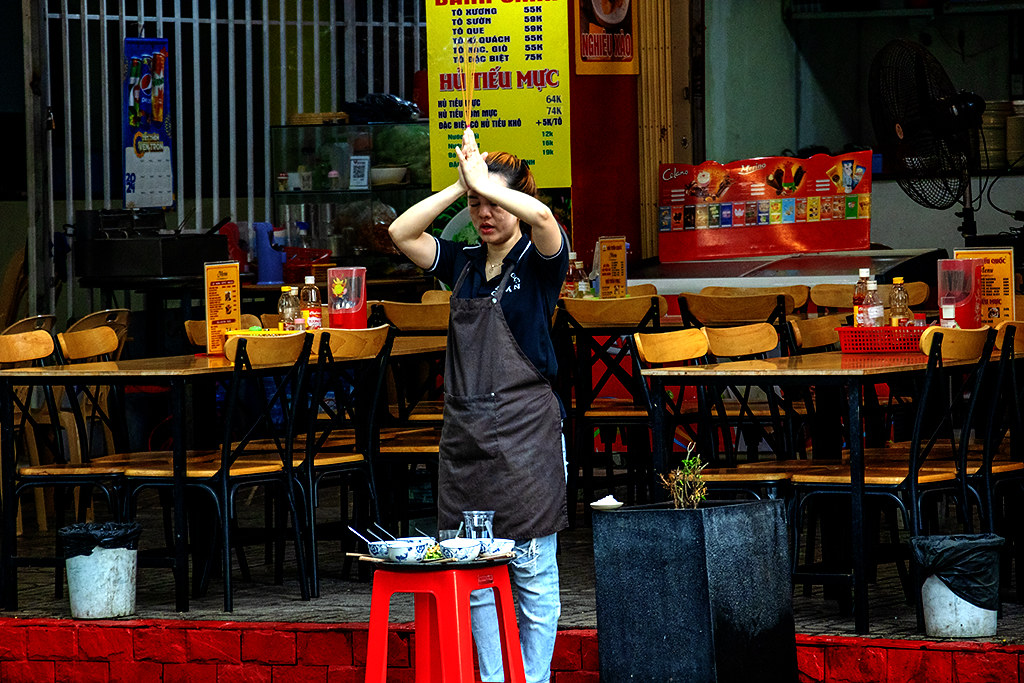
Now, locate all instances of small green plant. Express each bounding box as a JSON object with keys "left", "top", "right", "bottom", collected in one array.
[{"left": 660, "top": 443, "right": 707, "bottom": 509}]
